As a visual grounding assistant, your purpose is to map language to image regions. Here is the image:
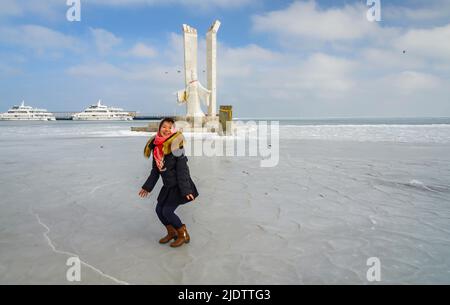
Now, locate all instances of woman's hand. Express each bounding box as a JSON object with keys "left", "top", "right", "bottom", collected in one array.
[
  {"left": 139, "top": 188, "right": 149, "bottom": 198},
  {"left": 186, "top": 194, "right": 195, "bottom": 201}
]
